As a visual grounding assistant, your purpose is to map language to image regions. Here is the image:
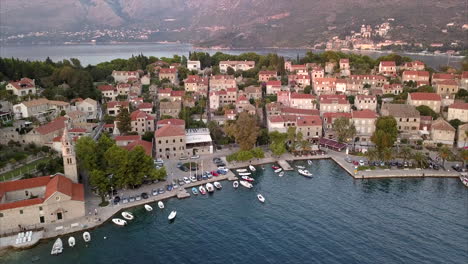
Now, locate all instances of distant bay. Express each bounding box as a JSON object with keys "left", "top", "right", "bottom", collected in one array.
[{"left": 0, "top": 43, "right": 462, "bottom": 69}]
